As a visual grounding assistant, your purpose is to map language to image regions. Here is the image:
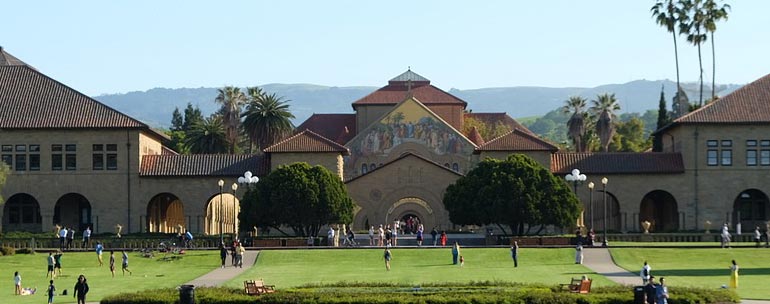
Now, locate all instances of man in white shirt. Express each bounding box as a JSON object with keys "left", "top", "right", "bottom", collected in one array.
[
  {"left": 82, "top": 227, "right": 92, "bottom": 247},
  {"left": 58, "top": 227, "right": 68, "bottom": 250},
  {"left": 640, "top": 261, "right": 652, "bottom": 284},
  {"left": 327, "top": 227, "right": 335, "bottom": 246}
]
